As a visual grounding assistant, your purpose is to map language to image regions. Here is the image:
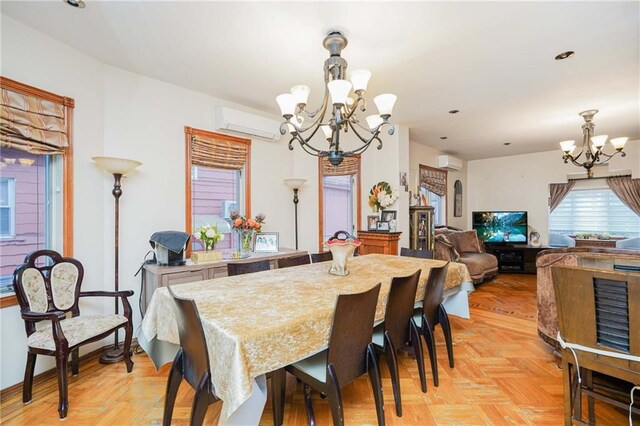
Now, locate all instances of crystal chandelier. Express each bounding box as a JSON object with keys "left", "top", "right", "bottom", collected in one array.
[
  {"left": 276, "top": 31, "right": 397, "bottom": 167},
  {"left": 559, "top": 110, "right": 628, "bottom": 178}
]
